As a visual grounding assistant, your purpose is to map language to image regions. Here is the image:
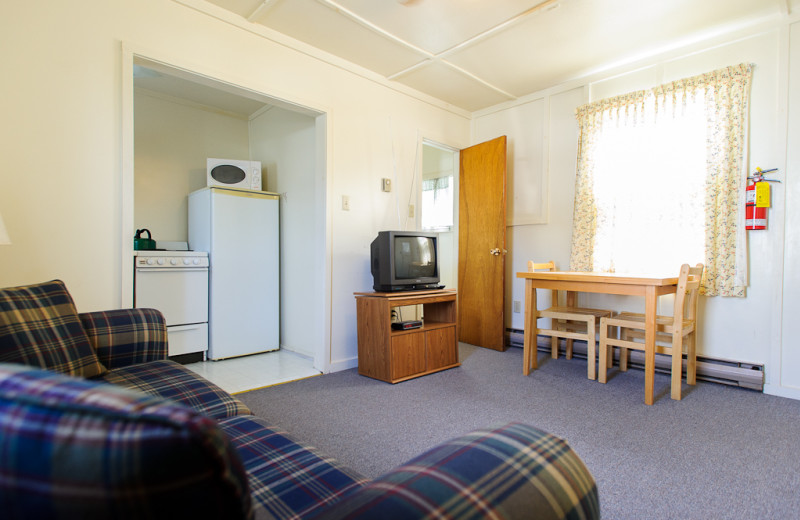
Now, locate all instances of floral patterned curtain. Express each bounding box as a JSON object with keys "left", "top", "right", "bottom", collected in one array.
[{"left": 570, "top": 63, "right": 753, "bottom": 297}]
